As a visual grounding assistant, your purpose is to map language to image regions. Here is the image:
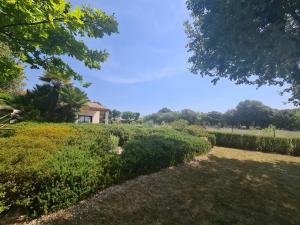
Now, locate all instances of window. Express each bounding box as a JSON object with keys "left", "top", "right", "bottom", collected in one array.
[{"left": 79, "top": 115, "right": 92, "bottom": 123}]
